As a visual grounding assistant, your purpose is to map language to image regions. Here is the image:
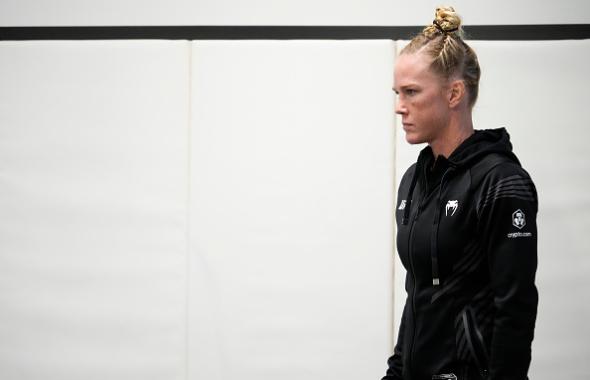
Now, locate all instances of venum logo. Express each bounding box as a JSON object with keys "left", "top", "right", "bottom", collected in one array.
[
  {"left": 512, "top": 209, "right": 526, "bottom": 229},
  {"left": 445, "top": 200, "right": 458, "bottom": 216}
]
